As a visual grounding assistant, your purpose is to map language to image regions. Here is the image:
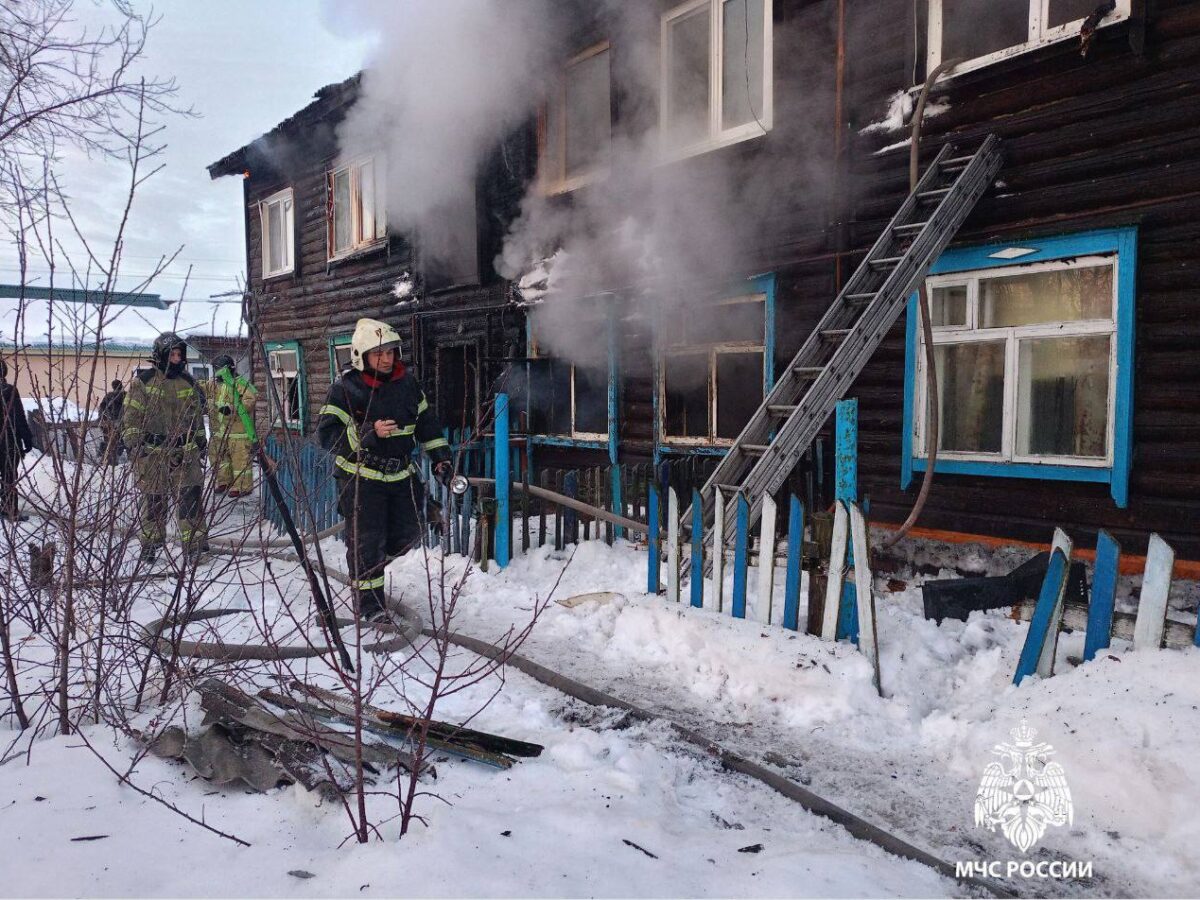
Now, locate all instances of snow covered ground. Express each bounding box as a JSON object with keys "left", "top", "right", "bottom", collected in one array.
[
  {"left": 374, "top": 538, "right": 1200, "bottom": 898},
  {"left": 3, "top": 471, "right": 1198, "bottom": 897}
]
